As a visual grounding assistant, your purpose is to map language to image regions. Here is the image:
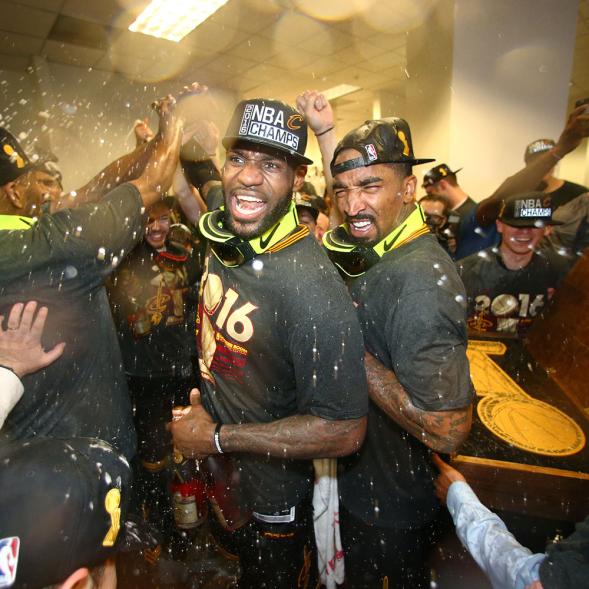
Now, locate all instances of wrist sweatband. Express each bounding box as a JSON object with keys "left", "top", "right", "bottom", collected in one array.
[
  {"left": 213, "top": 423, "right": 224, "bottom": 454},
  {"left": 181, "top": 158, "right": 221, "bottom": 194}
]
